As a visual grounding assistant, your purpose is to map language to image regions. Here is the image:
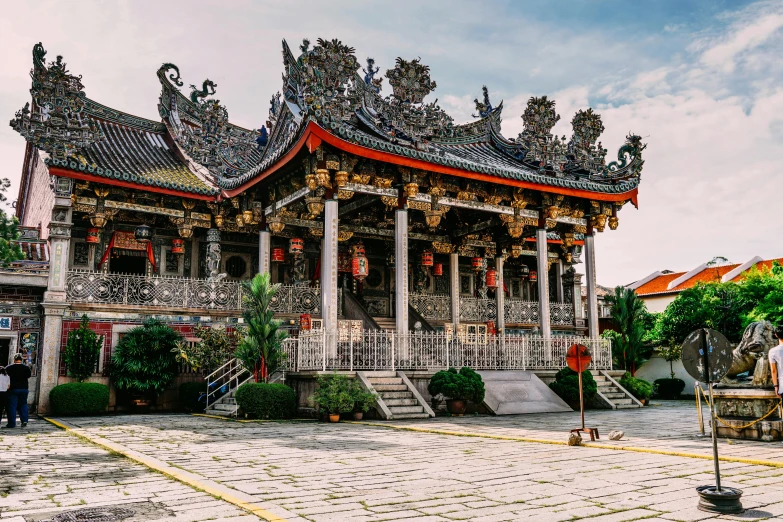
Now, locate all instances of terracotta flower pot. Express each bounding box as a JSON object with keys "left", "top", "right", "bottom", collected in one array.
[
  {"left": 446, "top": 399, "right": 467, "bottom": 416},
  {"left": 329, "top": 413, "right": 341, "bottom": 423},
  {"left": 352, "top": 412, "right": 363, "bottom": 421}
]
